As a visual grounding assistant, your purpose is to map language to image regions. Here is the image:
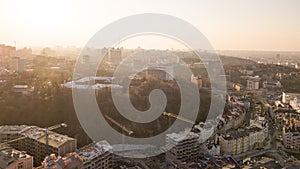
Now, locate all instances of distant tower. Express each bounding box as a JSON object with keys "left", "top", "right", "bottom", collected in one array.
[
  {"left": 244, "top": 101, "right": 251, "bottom": 126},
  {"left": 81, "top": 55, "right": 90, "bottom": 64},
  {"left": 108, "top": 47, "right": 123, "bottom": 65},
  {"left": 9, "top": 57, "right": 26, "bottom": 73}
]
